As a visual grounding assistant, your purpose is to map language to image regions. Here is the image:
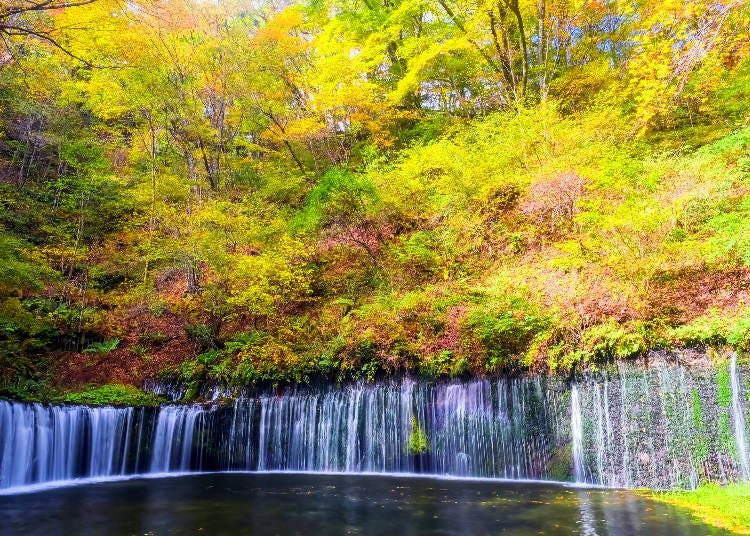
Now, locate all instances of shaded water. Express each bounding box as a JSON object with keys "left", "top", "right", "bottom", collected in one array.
[{"left": 0, "top": 473, "right": 732, "bottom": 536}]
